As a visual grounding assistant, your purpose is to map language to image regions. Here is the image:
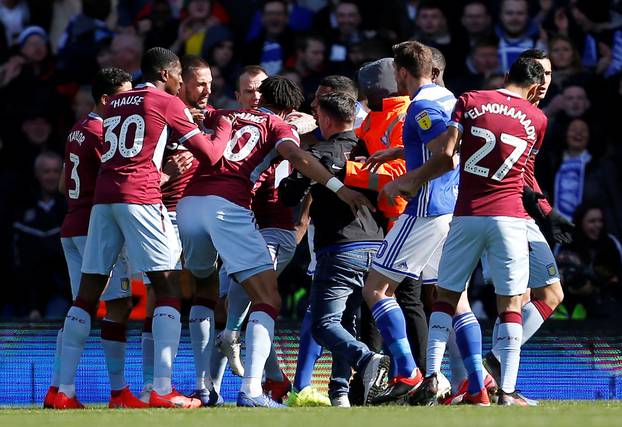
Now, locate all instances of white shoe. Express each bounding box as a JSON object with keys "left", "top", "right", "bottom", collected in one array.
[
  {"left": 330, "top": 394, "right": 351, "bottom": 407},
  {"left": 216, "top": 331, "right": 244, "bottom": 377},
  {"left": 139, "top": 383, "right": 153, "bottom": 404}
]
